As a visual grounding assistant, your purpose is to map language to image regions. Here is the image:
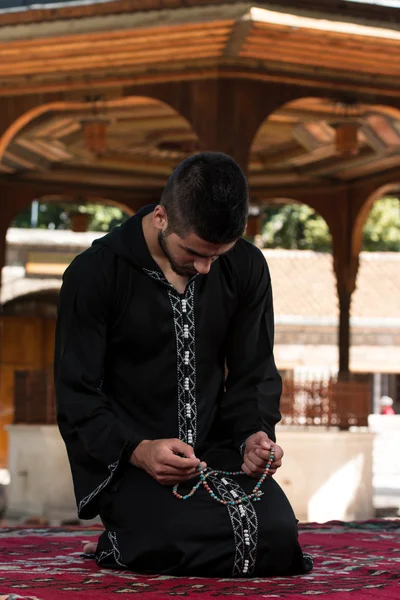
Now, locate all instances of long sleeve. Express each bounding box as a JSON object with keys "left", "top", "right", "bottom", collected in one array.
[
  {"left": 220, "top": 247, "right": 282, "bottom": 446},
  {"left": 54, "top": 249, "right": 142, "bottom": 517}
]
